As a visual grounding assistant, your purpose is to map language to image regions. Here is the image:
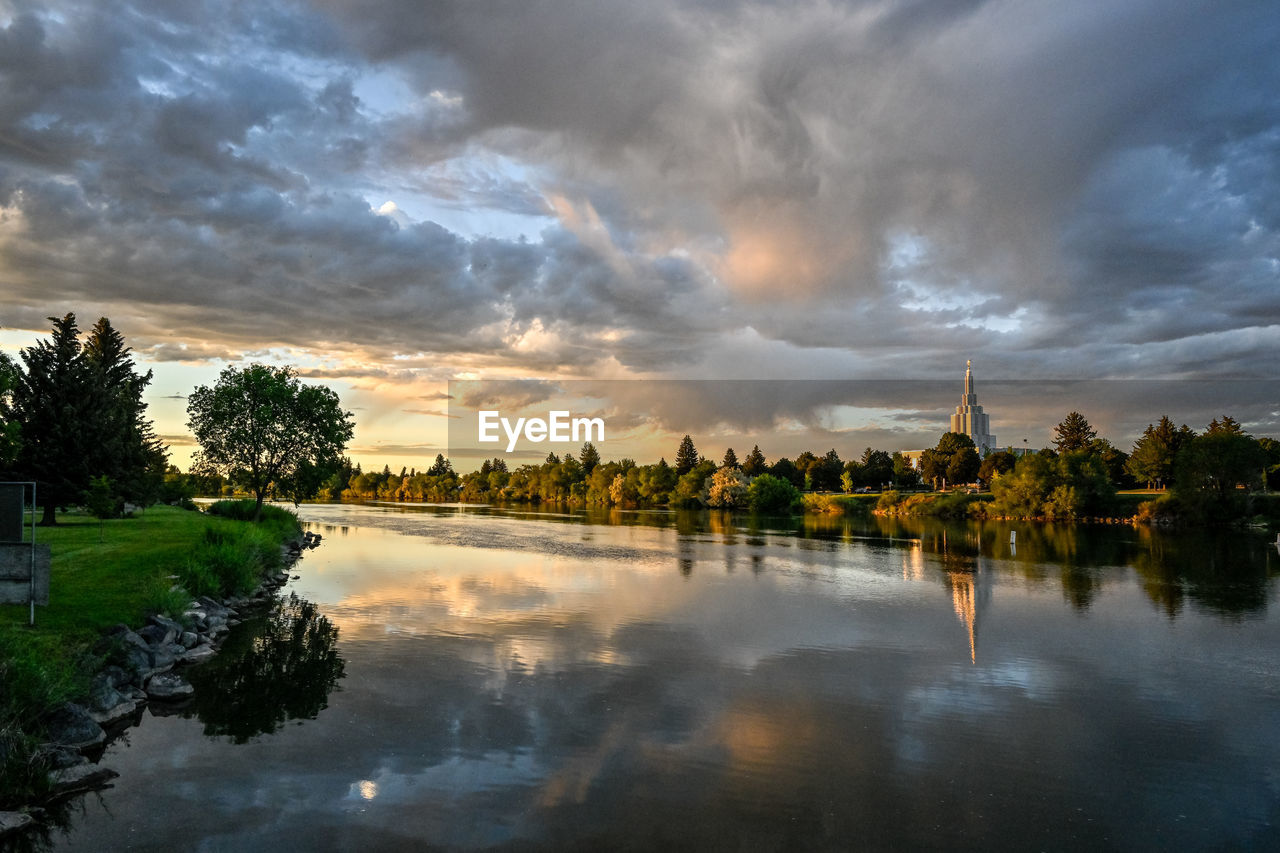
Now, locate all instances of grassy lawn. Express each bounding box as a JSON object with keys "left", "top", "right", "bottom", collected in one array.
[{"left": 1, "top": 505, "right": 244, "bottom": 641}]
